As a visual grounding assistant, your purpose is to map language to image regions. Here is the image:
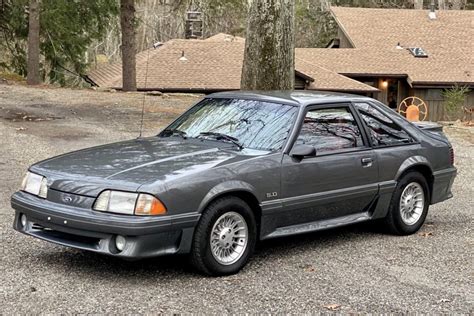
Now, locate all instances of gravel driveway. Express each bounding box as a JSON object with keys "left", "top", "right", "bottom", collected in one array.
[{"left": 0, "top": 84, "right": 472, "bottom": 313}]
